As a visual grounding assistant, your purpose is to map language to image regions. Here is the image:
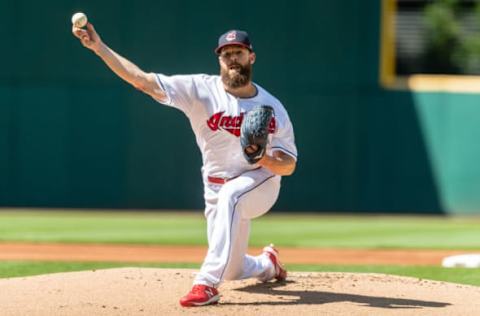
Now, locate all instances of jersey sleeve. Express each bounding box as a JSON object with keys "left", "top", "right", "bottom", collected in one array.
[
  {"left": 269, "top": 115, "right": 298, "bottom": 161},
  {"left": 153, "top": 74, "right": 199, "bottom": 114}
]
